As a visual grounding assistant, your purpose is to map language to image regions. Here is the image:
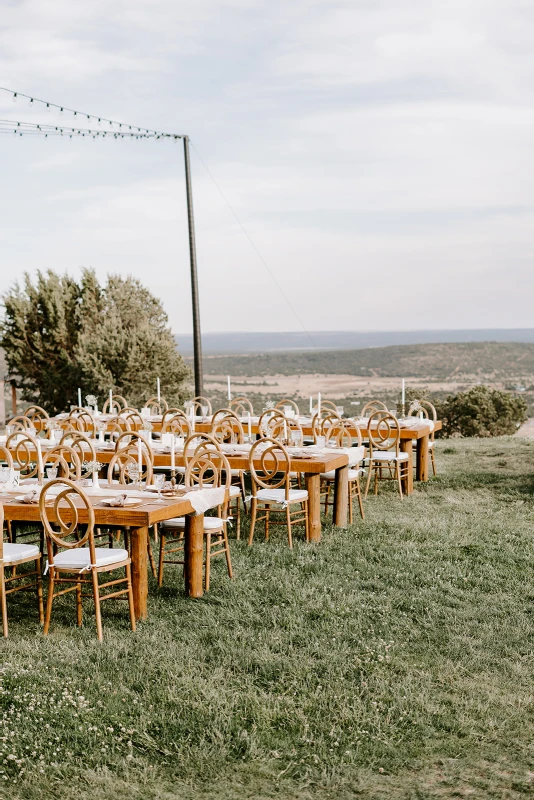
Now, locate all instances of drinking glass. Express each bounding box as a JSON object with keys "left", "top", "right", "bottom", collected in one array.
[
  {"left": 336, "top": 406, "right": 344, "bottom": 416},
  {"left": 46, "top": 467, "right": 58, "bottom": 481},
  {"left": 5, "top": 425, "right": 13, "bottom": 437},
  {"left": 153, "top": 473, "right": 165, "bottom": 502},
  {"left": 0, "top": 467, "right": 11, "bottom": 494},
  {"left": 290, "top": 430, "right": 301, "bottom": 447},
  {"left": 316, "top": 435, "right": 326, "bottom": 448},
  {"left": 201, "top": 405, "right": 209, "bottom": 418},
  {"left": 126, "top": 462, "right": 140, "bottom": 489}
]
